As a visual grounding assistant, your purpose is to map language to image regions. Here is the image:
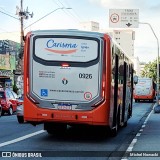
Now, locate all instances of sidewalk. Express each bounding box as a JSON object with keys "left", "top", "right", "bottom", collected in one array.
[{"left": 122, "top": 104, "right": 160, "bottom": 160}]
